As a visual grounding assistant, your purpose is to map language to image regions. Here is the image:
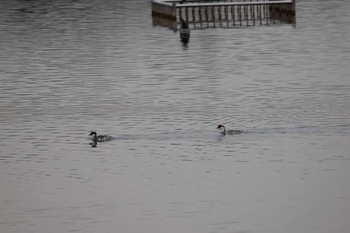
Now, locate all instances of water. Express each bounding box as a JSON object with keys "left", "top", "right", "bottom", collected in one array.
[{"left": 0, "top": 0, "right": 349, "bottom": 232}]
